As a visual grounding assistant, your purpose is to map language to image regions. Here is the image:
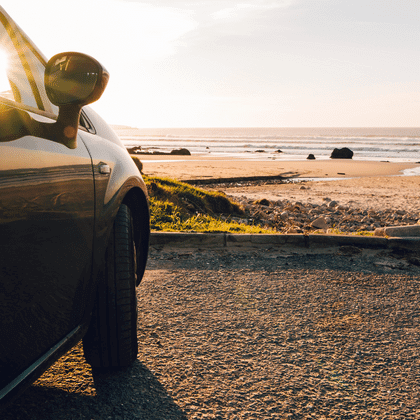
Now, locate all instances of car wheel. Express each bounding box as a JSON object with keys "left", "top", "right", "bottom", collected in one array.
[{"left": 83, "top": 204, "right": 138, "bottom": 368}]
